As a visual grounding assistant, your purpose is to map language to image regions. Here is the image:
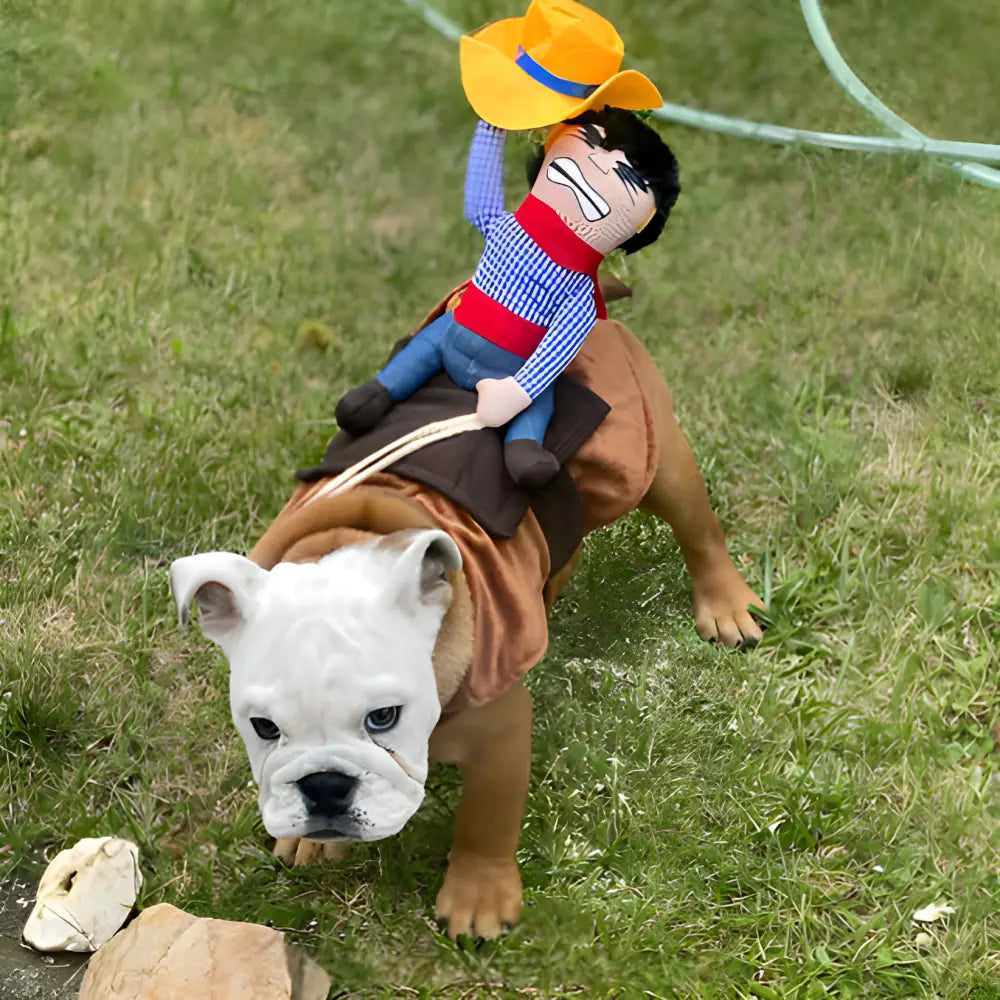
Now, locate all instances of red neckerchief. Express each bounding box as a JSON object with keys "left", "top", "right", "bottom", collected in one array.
[{"left": 513, "top": 195, "right": 608, "bottom": 320}]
